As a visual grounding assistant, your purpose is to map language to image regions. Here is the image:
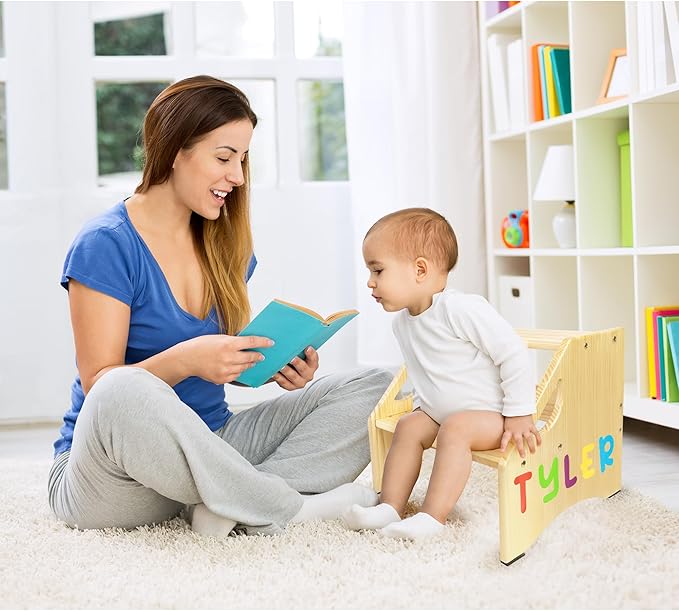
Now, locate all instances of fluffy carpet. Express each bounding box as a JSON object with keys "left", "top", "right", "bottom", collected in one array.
[{"left": 2, "top": 452, "right": 678, "bottom": 609}]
